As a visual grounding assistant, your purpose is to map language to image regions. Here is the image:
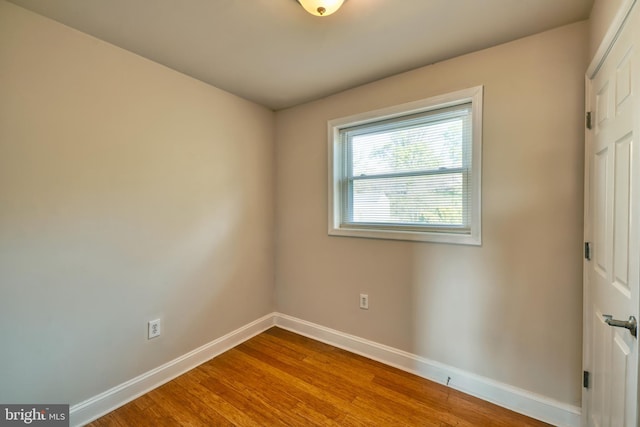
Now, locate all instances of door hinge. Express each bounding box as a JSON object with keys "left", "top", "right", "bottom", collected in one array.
[
  {"left": 583, "top": 370, "right": 590, "bottom": 388},
  {"left": 586, "top": 111, "right": 592, "bottom": 130},
  {"left": 584, "top": 242, "right": 592, "bottom": 260}
]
